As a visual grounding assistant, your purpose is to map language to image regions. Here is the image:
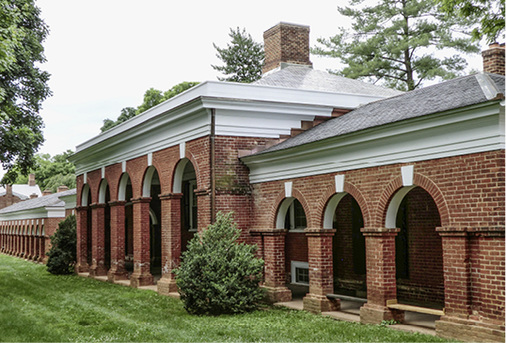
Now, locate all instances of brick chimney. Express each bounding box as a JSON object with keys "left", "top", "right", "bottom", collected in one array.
[
  {"left": 262, "top": 22, "right": 313, "bottom": 74},
  {"left": 57, "top": 185, "right": 69, "bottom": 193},
  {"left": 482, "top": 43, "right": 505, "bottom": 75},
  {"left": 30, "top": 193, "right": 38, "bottom": 199},
  {"left": 42, "top": 189, "right": 52, "bottom": 196},
  {"left": 28, "top": 173, "right": 36, "bottom": 187}
]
